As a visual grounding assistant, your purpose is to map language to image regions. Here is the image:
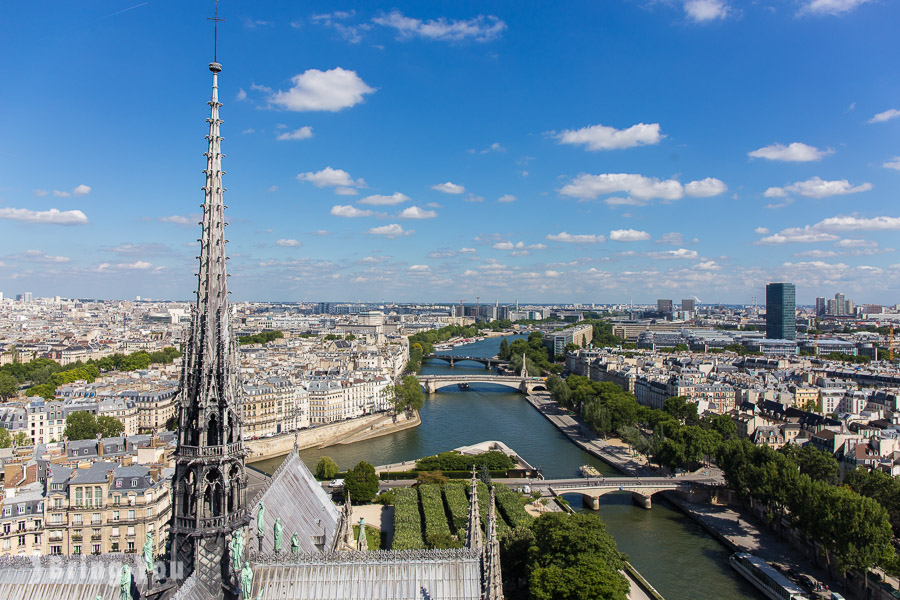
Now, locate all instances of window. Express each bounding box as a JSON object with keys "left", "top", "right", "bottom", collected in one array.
[
  {"left": 34, "top": 519, "right": 40, "bottom": 528},
  {"left": 2, "top": 524, "right": 8, "bottom": 534},
  {"left": 127, "top": 526, "right": 135, "bottom": 537},
  {"left": 112, "top": 511, "right": 119, "bottom": 522},
  {"left": 127, "top": 541, "right": 135, "bottom": 552},
  {"left": 72, "top": 514, "right": 82, "bottom": 525},
  {"left": 111, "top": 541, "right": 119, "bottom": 552},
  {"left": 111, "top": 527, "right": 119, "bottom": 537},
  {"left": 33, "top": 534, "right": 40, "bottom": 545},
  {"left": 115, "top": 480, "right": 122, "bottom": 488},
  {"left": 73, "top": 545, "right": 81, "bottom": 555},
  {"left": 128, "top": 510, "right": 135, "bottom": 521},
  {"left": 92, "top": 513, "right": 101, "bottom": 524},
  {"left": 94, "top": 487, "right": 101, "bottom": 507},
  {"left": 50, "top": 545, "right": 61, "bottom": 555},
  {"left": 17, "top": 522, "right": 24, "bottom": 532},
  {"left": 75, "top": 487, "right": 82, "bottom": 507},
  {"left": 113, "top": 496, "right": 120, "bottom": 506},
  {"left": 147, "top": 507, "right": 154, "bottom": 518},
  {"left": 2, "top": 507, "right": 10, "bottom": 517},
  {"left": 17, "top": 535, "right": 25, "bottom": 547},
  {"left": 17, "top": 505, "right": 24, "bottom": 515},
  {"left": 92, "top": 544, "right": 100, "bottom": 555}
]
